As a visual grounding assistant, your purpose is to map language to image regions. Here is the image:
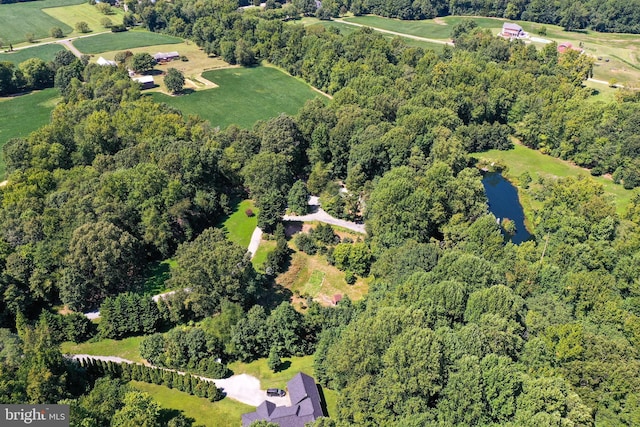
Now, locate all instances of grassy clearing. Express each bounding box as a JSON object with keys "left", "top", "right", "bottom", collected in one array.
[
  {"left": 150, "top": 66, "right": 323, "bottom": 129},
  {"left": 142, "top": 259, "right": 176, "bottom": 295},
  {"left": 221, "top": 200, "right": 258, "bottom": 248},
  {"left": 0, "top": 0, "right": 82, "bottom": 44},
  {"left": 0, "top": 44, "right": 66, "bottom": 65},
  {"left": 43, "top": 3, "right": 124, "bottom": 38},
  {"left": 277, "top": 245, "right": 370, "bottom": 307},
  {"left": 341, "top": 15, "right": 640, "bottom": 85},
  {"left": 0, "top": 88, "right": 60, "bottom": 178},
  {"left": 473, "top": 143, "right": 633, "bottom": 215},
  {"left": 301, "top": 17, "right": 444, "bottom": 51},
  {"left": 252, "top": 239, "right": 276, "bottom": 272},
  {"left": 228, "top": 356, "right": 338, "bottom": 417},
  {"left": 73, "top": 30, "right": 181, "bottom": 55},
  {"left": 60, "top": 336, "right": 144, "bottom": 363},
  {"left": 130, "top": 381, "right": 253, "bottom": 427}
]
